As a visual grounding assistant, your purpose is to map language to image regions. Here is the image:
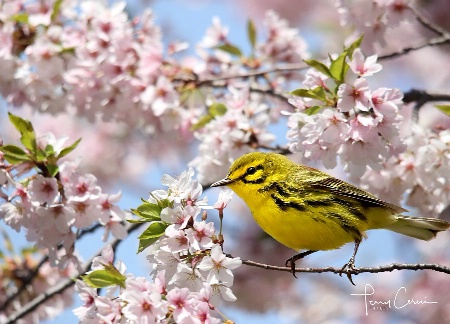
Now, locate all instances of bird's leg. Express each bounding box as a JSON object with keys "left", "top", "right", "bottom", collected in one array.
[
  {"left": 340, "top": 240, "right": 361, "bottom": 286},
  {"left": 285, "top": 250, "right": 317, "bottom": 278}
]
